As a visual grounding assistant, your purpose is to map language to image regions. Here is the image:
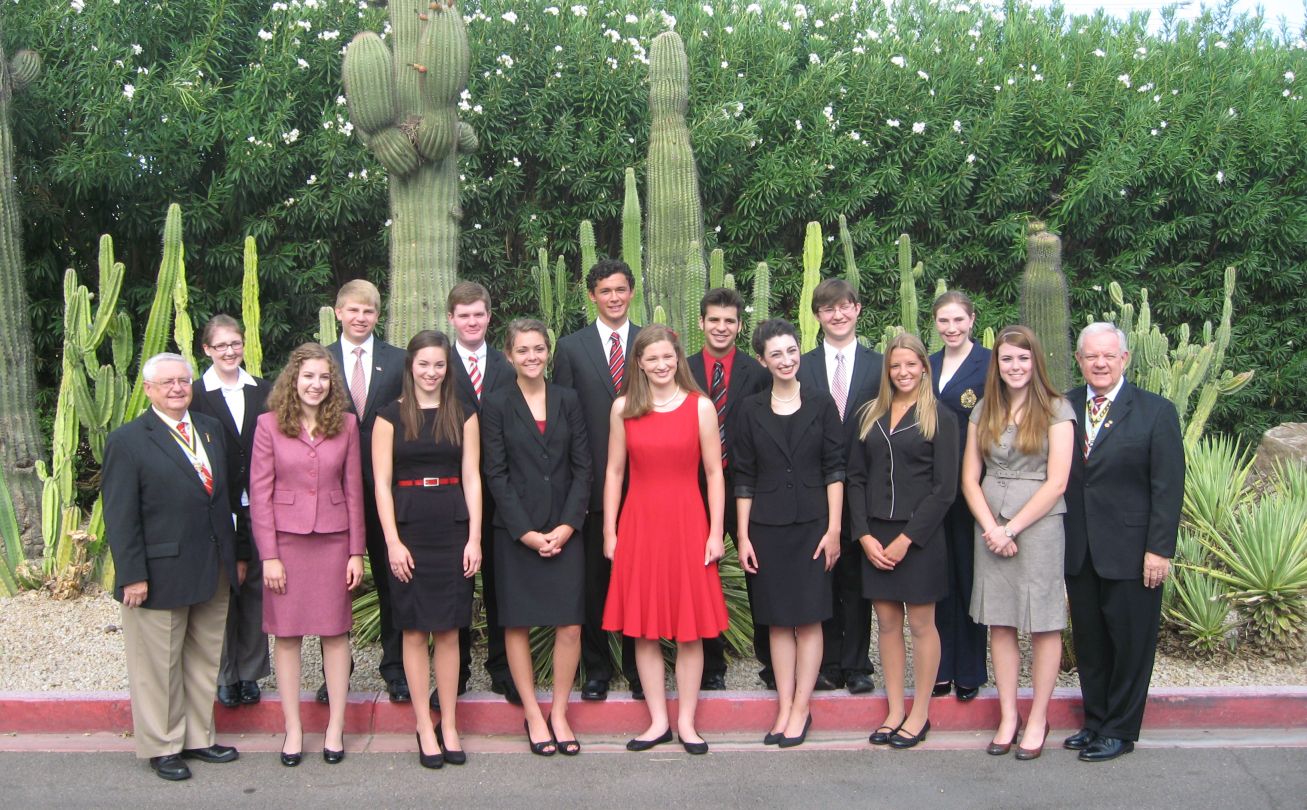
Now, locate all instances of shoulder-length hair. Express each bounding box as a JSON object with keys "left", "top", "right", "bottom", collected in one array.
[
  {"left": 400, "top": 330, "right": 465, "bottom": 445},
  {"left": 268, "top": 342, "right": 346, "bottom": 439},
  {"left": 976, "top": 325, "right": 1064, "bottom": 455},
  {"left": 621, "top": 324, "right": 704, "bottom": 419},
  {"left": 857, "top": 333, "right": 940, "bottom": 441}
]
